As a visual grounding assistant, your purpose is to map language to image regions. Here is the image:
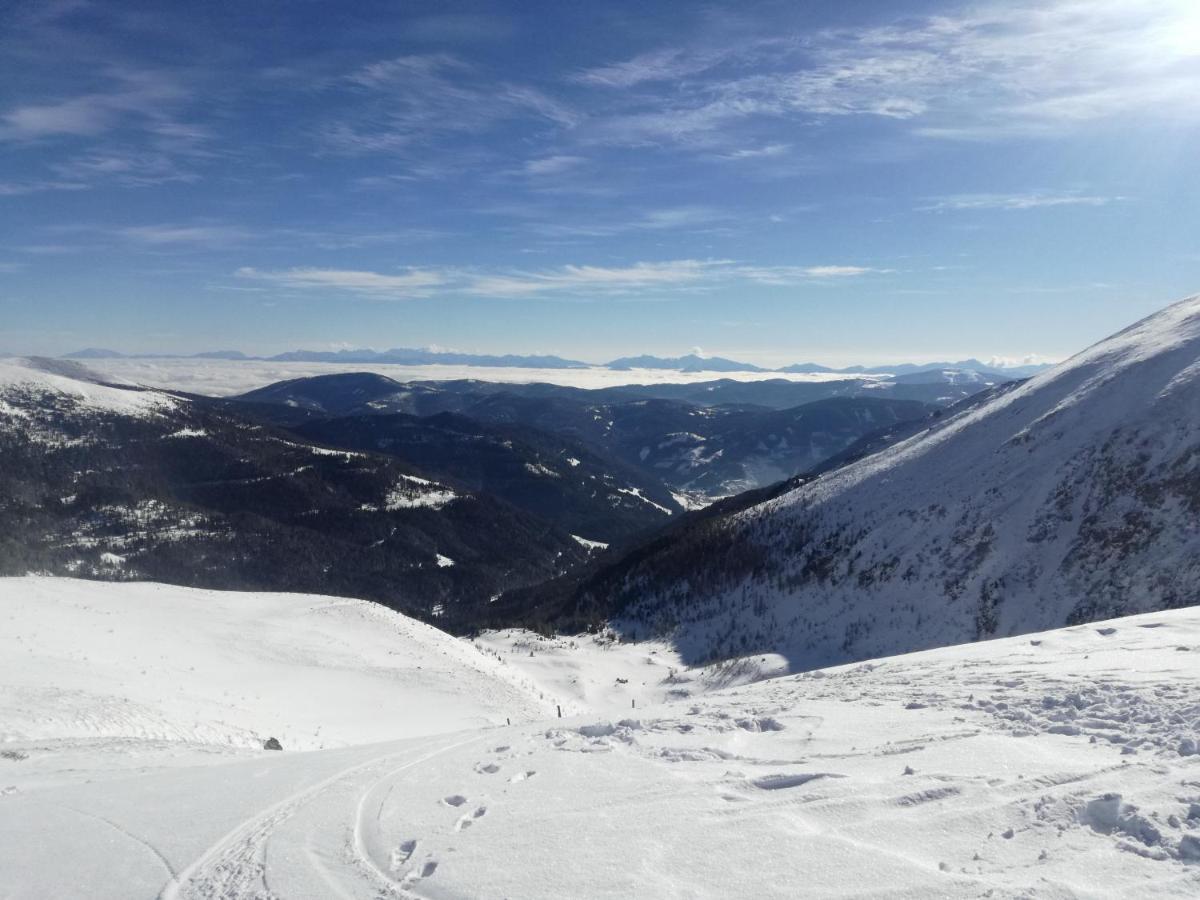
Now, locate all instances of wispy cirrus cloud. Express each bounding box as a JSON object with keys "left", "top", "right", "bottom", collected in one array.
[
  {"left": 737, "top": 264, "right": 893, "bottom": 284},
  {"left": 574, "top": 47, "right": 731, "bottom": 88},
  {"left": 465, "top": 259, "right": 726, "bottom": 297},
  {"left": 117, "top": 224, "right": 254, "bottom": 246},
  {"left": 231, "top": 258, "right": 891, "bottom": 301},
  {"left": 714, "top": 143, "right": 790, "bottom": 161},
  {"left": 324, "top": 54, "right": 578, "bottom": 155},
  {"left": 500, "top": 205, "right": 728, "bottom": 240},
  {"left": 236, "top": 266, "right": 447, "bottom": 299},
  {"left": 0, "top": 178, "right": 89, "bottom": 197},
  {"left": 0, "top": 67, "right": 188, "bottom": 142},
  {"left": 577, "top": 1, "right": 1200, "bottom": 147},
  {"left": 523, "top": 155, "right": 586, "bottom": 176},
  {"left": 919, "top": 192, "right": 1124, "bottom": 212}
]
